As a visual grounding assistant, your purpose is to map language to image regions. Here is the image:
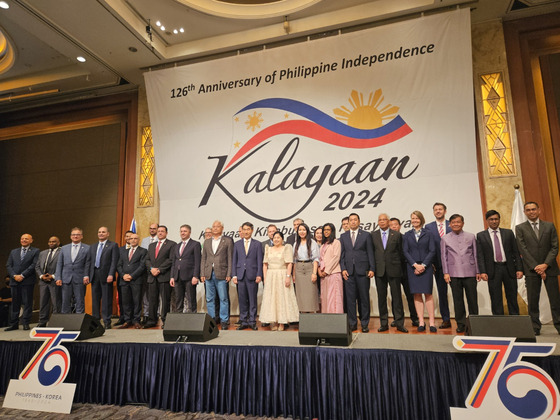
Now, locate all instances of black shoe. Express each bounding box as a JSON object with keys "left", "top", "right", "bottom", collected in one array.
[
  {"left": 440, "top": 321, "right": 452, "bottom": 329},
  {"left": 456, "top": 327, "right": 465, "bottom": 333},
  {"left": 221, "top": 323, "right": 229, "bottom": 330},
  {"left": 390, "top": 321, "right": 396, "bottom": 327},
  {"left": 429, "top": 326, "right": 437, "bottom": 333},
  {"left": 105, "top": 323, "right": 112, "bottom": 330},
  {"left": 362, "top": 326, "right": 369, "bottom": 333},
  {"left": 396, "top": 326, "right": 408, "bottom": 333},
  {"left": 114, "top": 319, "right": 125, "bottom": 326},
  {"left": 349, "top": 324, "right": 358, "bottom": 331},
  {"left": 143, "top": 322, "right": 157, "bottom": 329},
  {"left": 250, "top": 324, "right": 258, "bottom": 331},
  {"left": 234, "top": 320, "right": 242, "bottom": 326},
  {"left": 236, "top": 324, "right": 249, "bottom": 330},
  {"left": 4, "top": 325, "right": 18, "bottom": 331},
  {"left": 37, "top": 323, "right": 47, "bottom": 328},
  {"left": 534, "top": 329, "right": 541, "bottom": 336},
  {"left": 378, "top": 325, "right": 389, "bottom": 332},
  {"left": 23, "top": 324, "right": 30, "bottom": 330},
  {"left": 261, "top": 323, "right": 270, "bottom": 327},
  {"left": 412, "top": 320, "right": 420, "bottom": 327},
  {"left": 417, "top": 325, "right": 426, "bottom": 332}
]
